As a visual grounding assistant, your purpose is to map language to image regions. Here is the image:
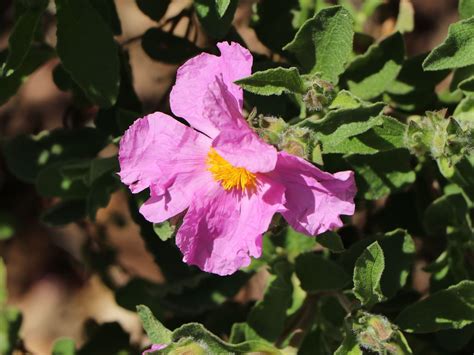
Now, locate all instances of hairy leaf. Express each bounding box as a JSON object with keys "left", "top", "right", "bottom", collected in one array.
[
  {"left": 296, "top": 253, "right": 350, "bottom": 291},
  {"left": 353, "top": 241, "right": 385, "bottom": 306},
  {"left": 342, "top": 32, "right": 405, "bottom": 99},
  {"left": 284, "top": 6, "right": 354, "bottom": 83},
  {"left": 236, "top": 67, "right": 306, "bottom": 95},
  {"left": 247, "top": 259, "right": 293, "bottom": 341},
  {"left": 396, "top": 281, "right": 474, "bottom": 333},
  {"left": 423, "top": 17, "right": 474, "bottom": 71}
]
